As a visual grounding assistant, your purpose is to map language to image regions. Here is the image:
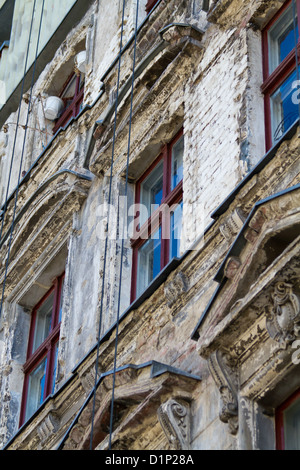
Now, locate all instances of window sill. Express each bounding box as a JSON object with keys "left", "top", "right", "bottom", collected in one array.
[{"left": 129, "top": 256, "right": 182, "bottom": 310}]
